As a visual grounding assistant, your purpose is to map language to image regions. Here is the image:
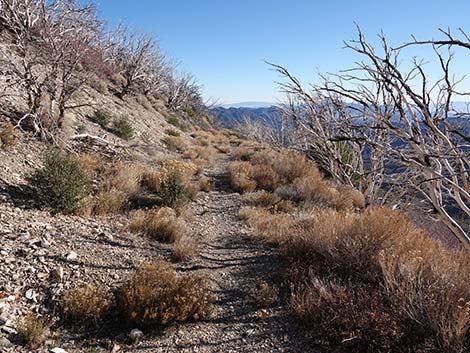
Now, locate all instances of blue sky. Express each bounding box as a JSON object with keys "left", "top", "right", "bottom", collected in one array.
[{"left": 94, "top": 0, "right": 470, "bottom": 104}]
